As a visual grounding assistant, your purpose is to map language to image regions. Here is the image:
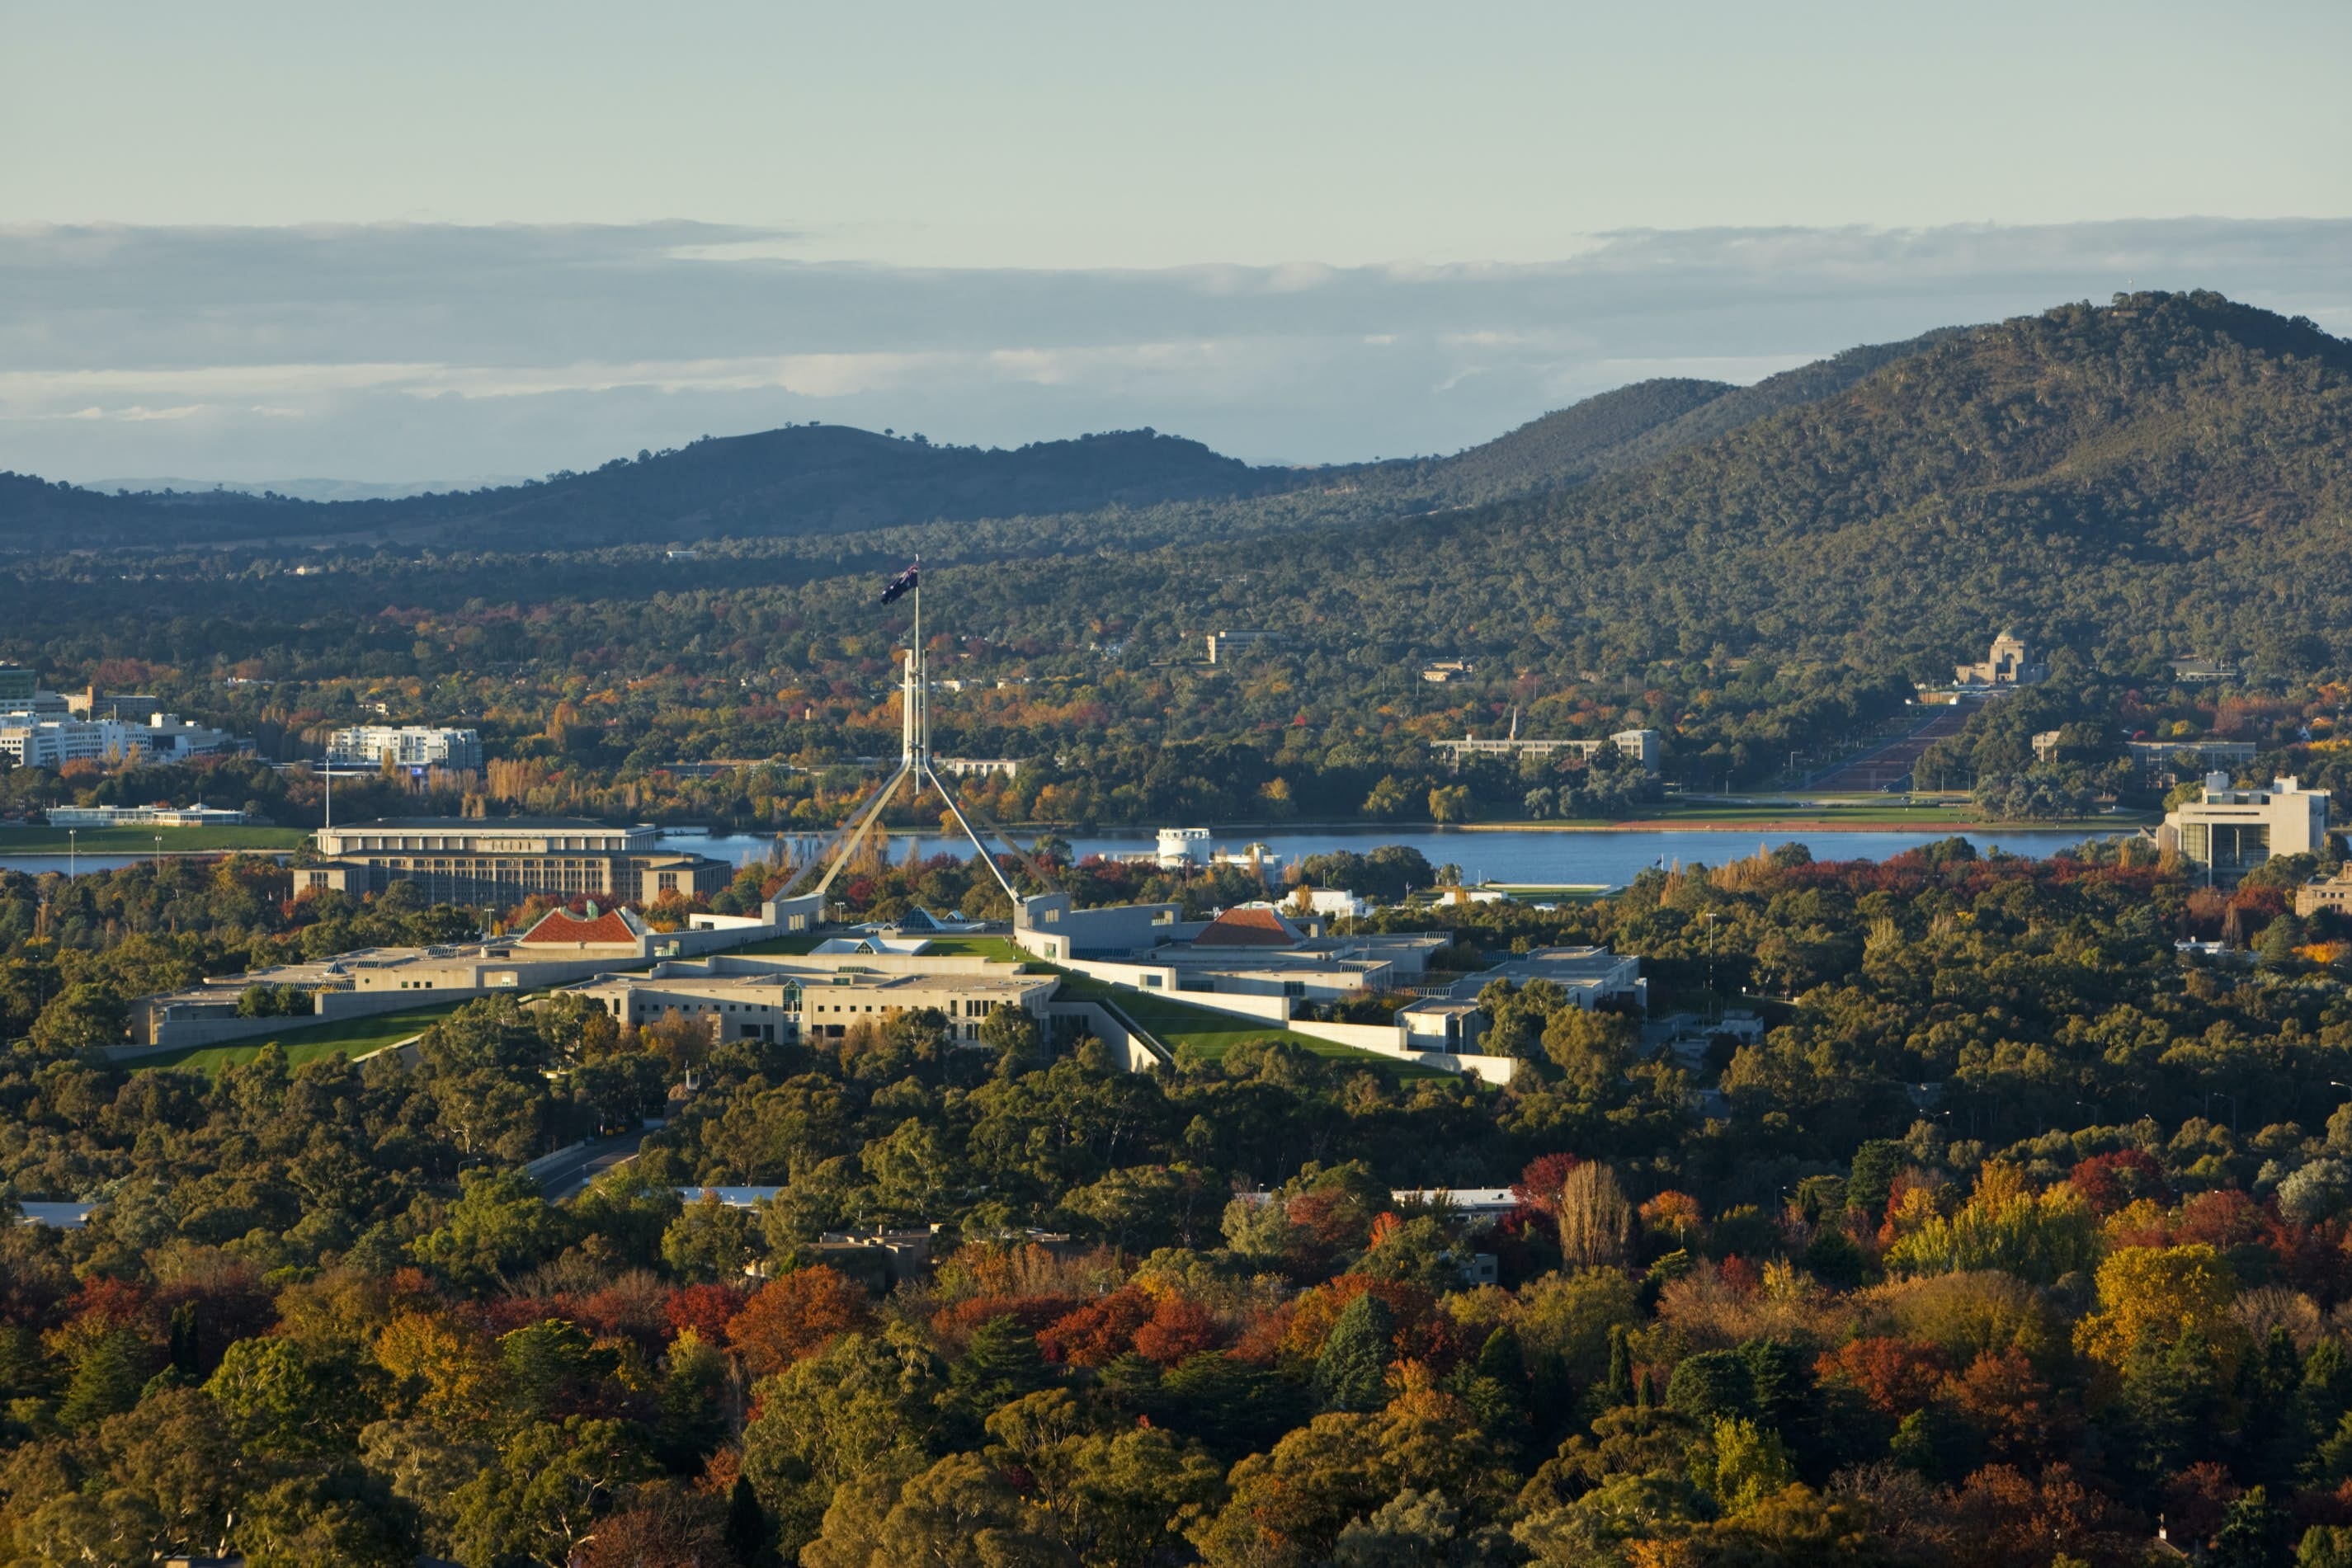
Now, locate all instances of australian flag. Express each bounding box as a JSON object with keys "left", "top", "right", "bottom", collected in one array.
[{"left": 879, "top": 561, "right": 919, "bottom": 605}]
